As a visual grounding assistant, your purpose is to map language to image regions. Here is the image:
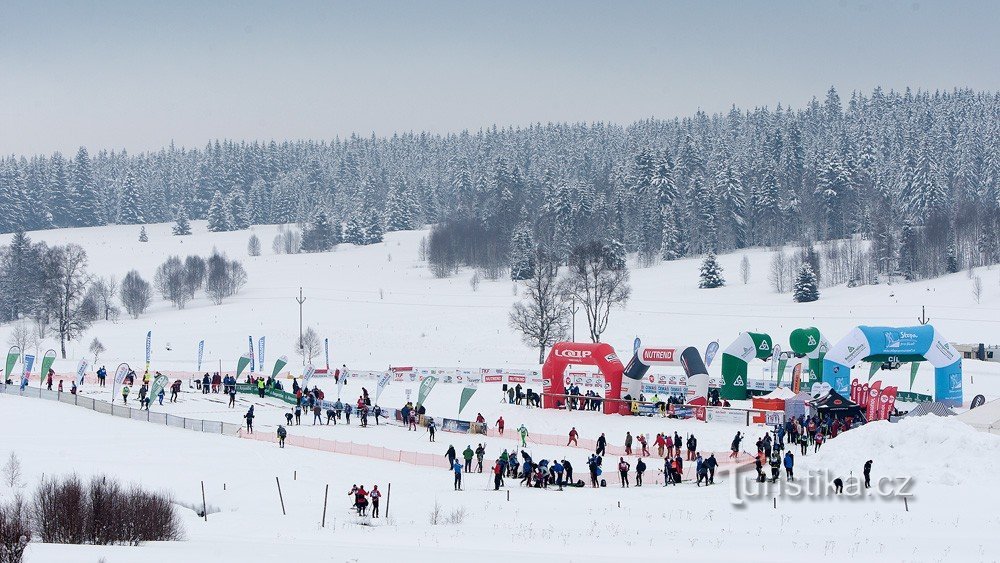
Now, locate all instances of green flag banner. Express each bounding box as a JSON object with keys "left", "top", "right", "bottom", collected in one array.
[
  {"left": 5, "top": 346, "right": 20, "bottom": 381},
  {"left": 149, "top": 374, "right": 169, "bottom": 402},
  {"left": 236, "top": 354, "right": 252, "bottom": 379},
  {"left": 271, "top": 355, "right": 288, "bottom": 378},
  {"left": 458, "top": 385, "right": 477, "bottom": 415},
  {"left": 909, "top": 361, "right": 921, "bottom": 391},
  {"left": 417, "top": 376, "right": 439, "bottom": 408},
  {"left": 776, "top": 358, "right": 788, "bottom": 386},
  {"left": 868, "top": 362, "right": 880, "bottom": 380},
  {"left": 39, "top": 349, "right": 57, "bottom": 385}
]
